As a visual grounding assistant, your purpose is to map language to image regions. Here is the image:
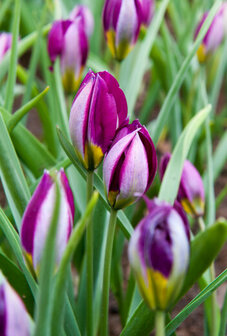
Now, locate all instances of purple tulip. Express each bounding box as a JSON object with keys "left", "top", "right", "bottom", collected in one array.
[
  {"left": 69, "top": 70, "right": 128, "bottom": 170},
  {"left": 102, "top": 0, "right": 142, "bottom": 61},
  {"left": 128, "top": 198, "right": 190, "bottom": 310},
  {"left": 194, "top": 3, "right": 227, "bottom": 63},
  {"left": 70, "top": 5, "right": 94, "bottom": 37},
  {"left": 139, "top": 0, "right": 155, "bottom": 27},
  {"left": 103, "top": 120, "right": 157, "bottom": 209},
  {"left": 0, "top": 273, "right": 30, "bottom": 336},
  {"left": 0, "top": 33, "right": 12, "bottom": 63},
  {"left": 160, "top": 153, "right": 205, "bottom": 217},
  {"left": 47, "top": 18, "right": 88, "bottom": 92},
  {"left": 20, "top": 169, "right": 74, "bottom": 271}
]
